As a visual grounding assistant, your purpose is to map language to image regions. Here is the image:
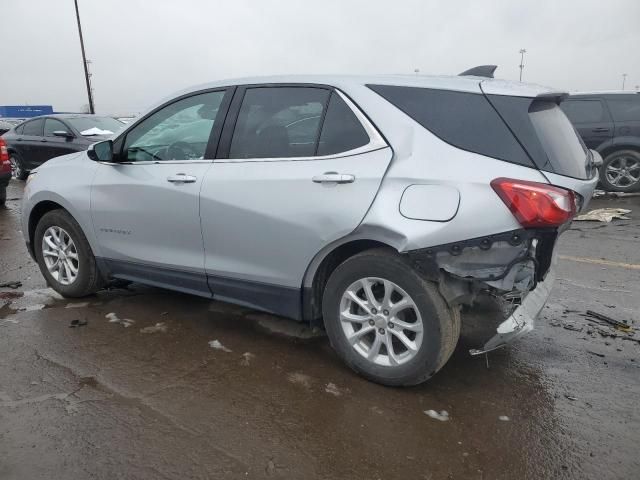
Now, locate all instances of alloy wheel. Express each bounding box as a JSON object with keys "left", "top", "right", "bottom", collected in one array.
[
  {"left": 339, "top": 277, "right": 424, "bottom": 367},
  {"left": 605, "top": 155, "right": 640, "bottom": 188},
  {"left": 42, "top": 226, "right": 80, "bottom": 286}
]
